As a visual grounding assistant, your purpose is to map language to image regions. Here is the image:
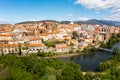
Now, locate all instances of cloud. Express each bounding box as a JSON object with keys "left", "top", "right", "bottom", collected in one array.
[
  {"left": 103, "top": 13, "right": 120, "bottom": 21},
  {"left": 75, "top": 0, "right": 120, "bottom": 21},
  {"left": 75, "top": 0, "right": 120, "bottom": 10},
  {"left": 68, "top": 13, "right": 74, "bottom": 16},
  {"left": 77, "top": 17, "right": 90, "bottom": 21}
]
